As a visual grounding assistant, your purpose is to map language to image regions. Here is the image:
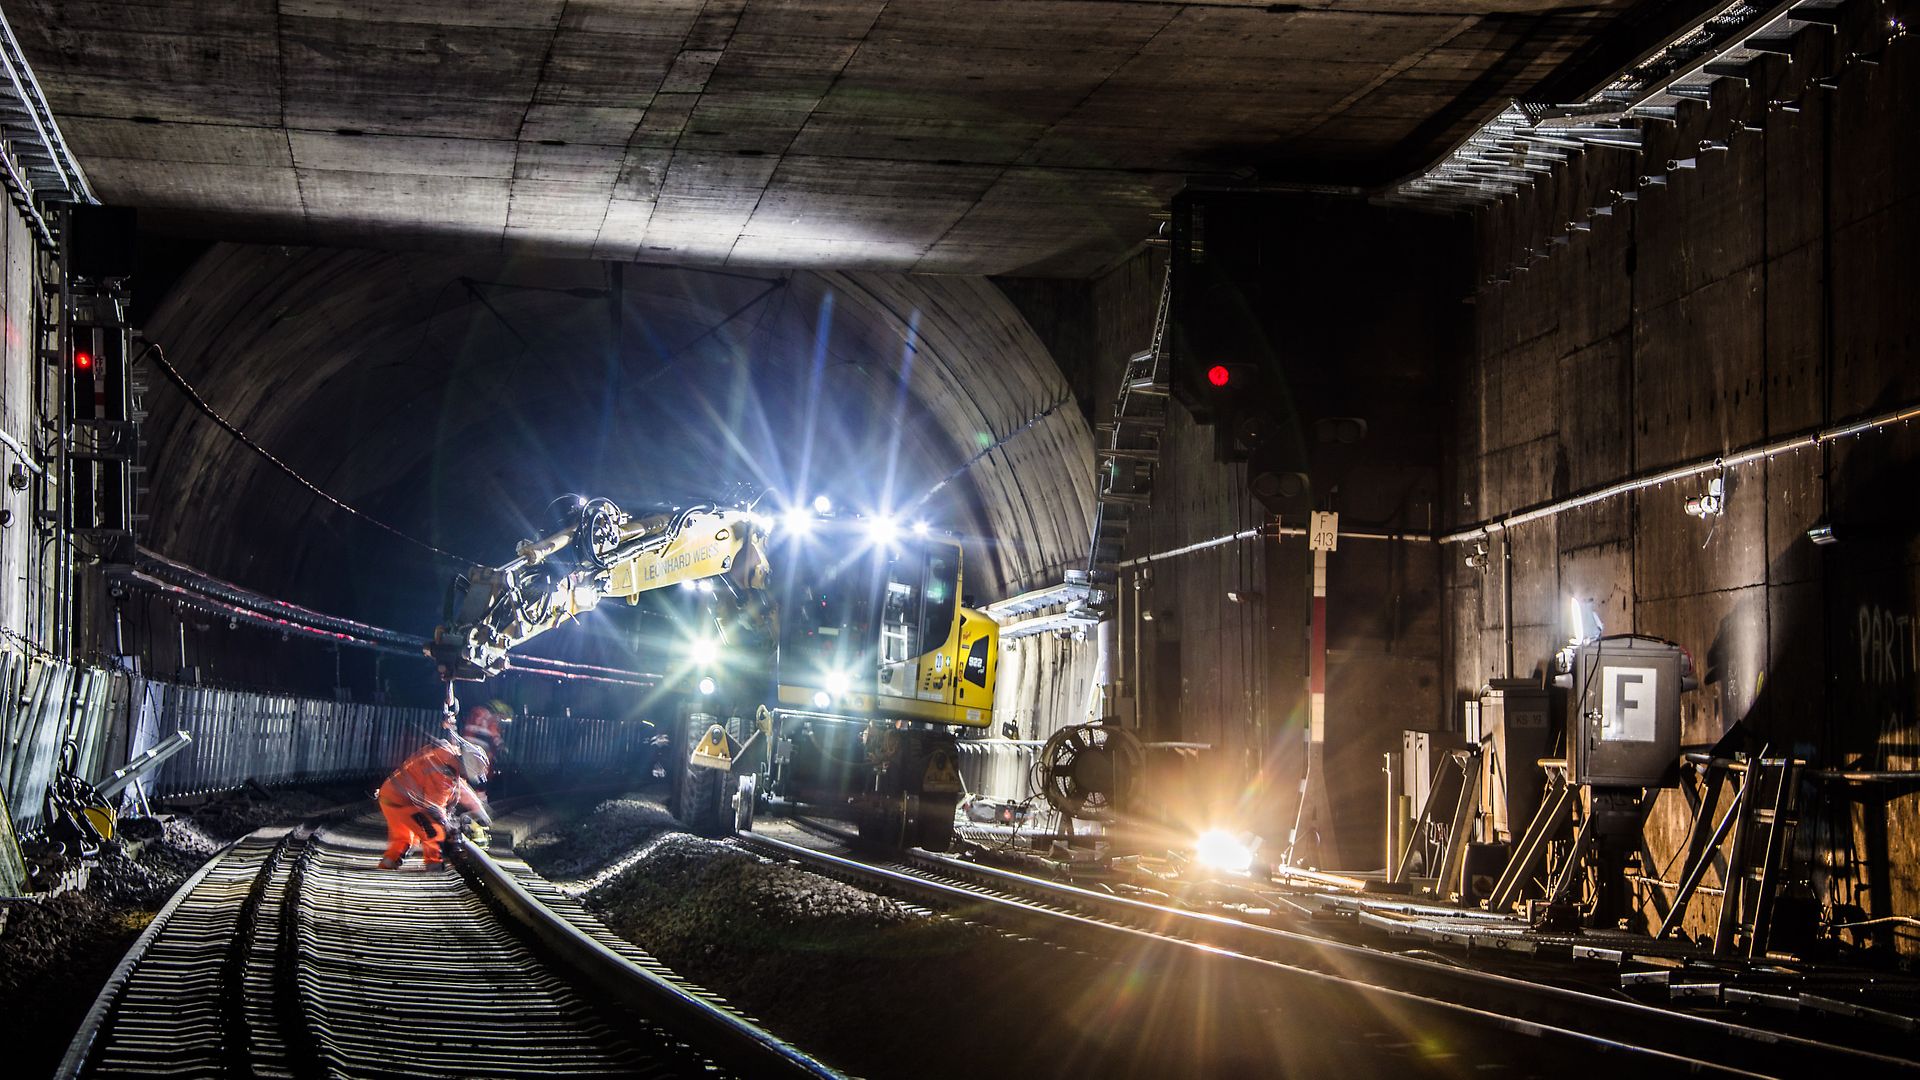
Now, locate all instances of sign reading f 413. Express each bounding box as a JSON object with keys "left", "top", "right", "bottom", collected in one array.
[{"left": 1309, "top": 512, "right": 1339, "bottom": 552}]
